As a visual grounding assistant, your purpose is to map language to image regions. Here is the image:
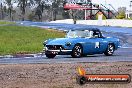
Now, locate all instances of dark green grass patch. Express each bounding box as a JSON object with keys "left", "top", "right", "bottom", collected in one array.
[{"left": 0, "top": 26, "right": 65, "bottom": 55}]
